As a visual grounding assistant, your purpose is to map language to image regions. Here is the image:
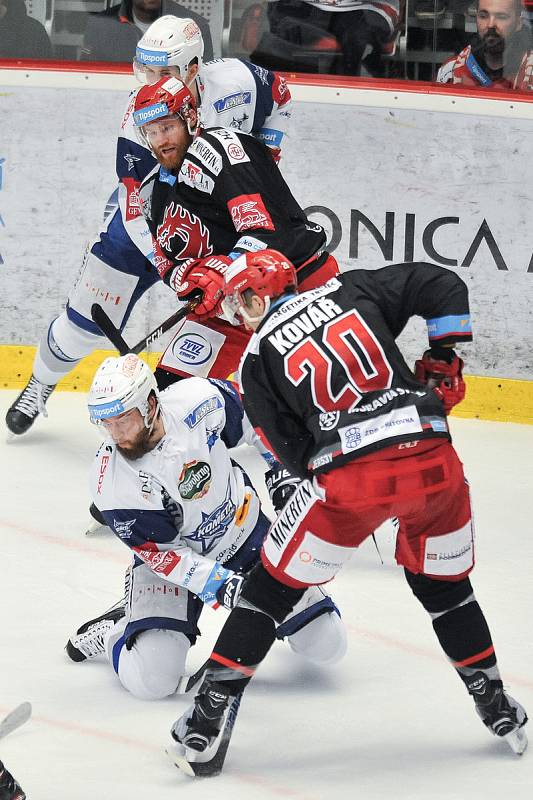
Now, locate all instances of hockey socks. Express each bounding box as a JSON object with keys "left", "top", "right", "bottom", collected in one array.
[{"left": 207, "top": 606, "right": 277, "bottom": 695}]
